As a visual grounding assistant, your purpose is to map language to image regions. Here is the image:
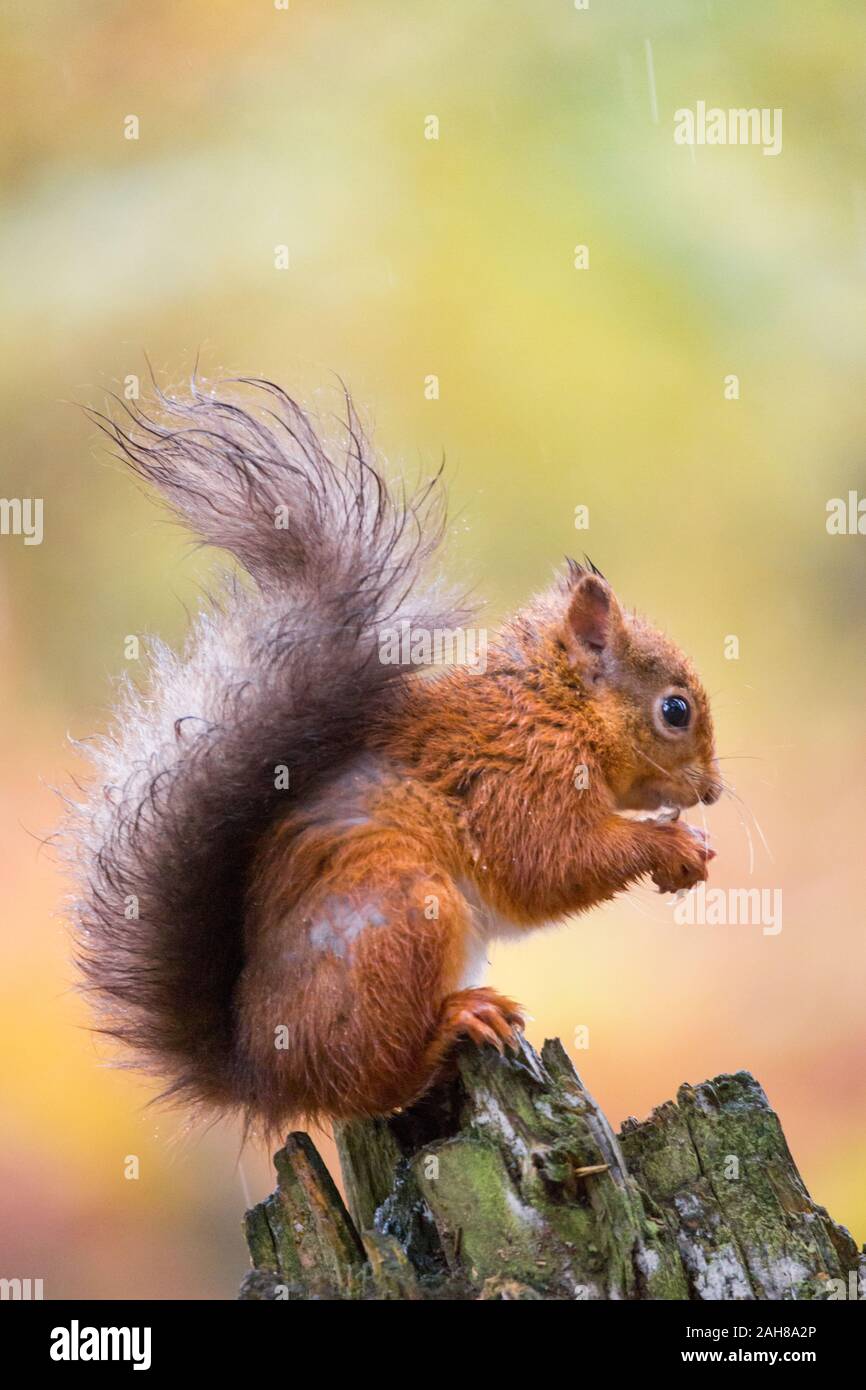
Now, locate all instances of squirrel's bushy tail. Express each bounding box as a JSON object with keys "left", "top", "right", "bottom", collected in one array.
[{"left": 64, "top": 377, "right": 465, "bottom": 1117}]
